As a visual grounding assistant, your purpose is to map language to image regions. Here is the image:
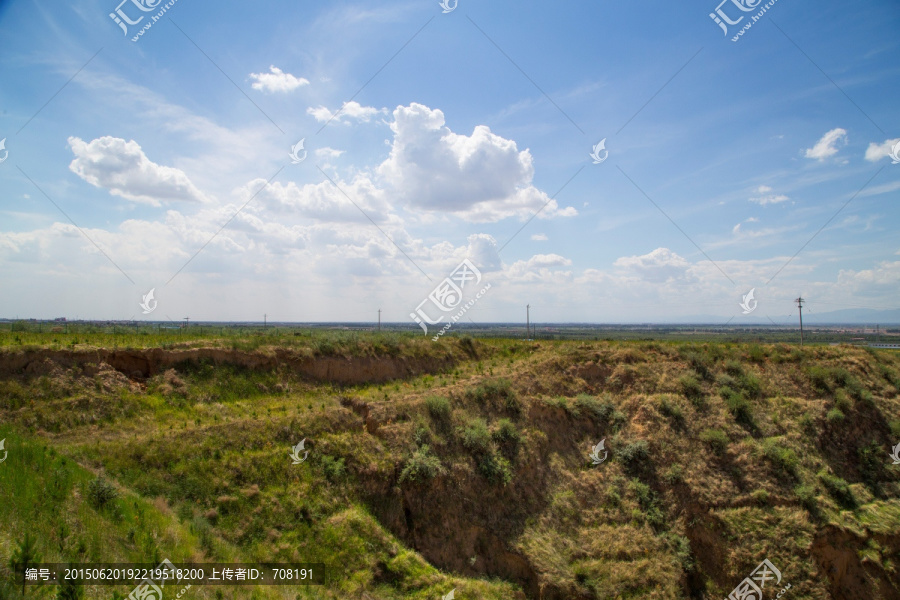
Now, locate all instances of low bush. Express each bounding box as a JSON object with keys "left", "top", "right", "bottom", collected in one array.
[
  {"left": 721, "top": 387, "right": 756, "bottom": 430},
  {"left": 87, "top": 476, "right": 118, "bottom": 509},
  {"left": 618, "top": 440, "right": 650, "bottom": 476},
  {"left": 460, "top": 418, "right": 492, "bottom": 455},
  {"left": 700, "top": 428, "right": 729, "bottom": 454},
  {"left": 492, "top": 419, "right": 521, "bottom": 460},
  {"left": 762, "top": 439, "right": 799, "bottom": 479},
  {"left": 818, "top": 470, "right": 856, "bottom": 510},
  {"left": 425, "top": 396, "right": 451, "bottom": 425},
  {"left": 399, "top": 445, "right": 445, "bottom": 483}
]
